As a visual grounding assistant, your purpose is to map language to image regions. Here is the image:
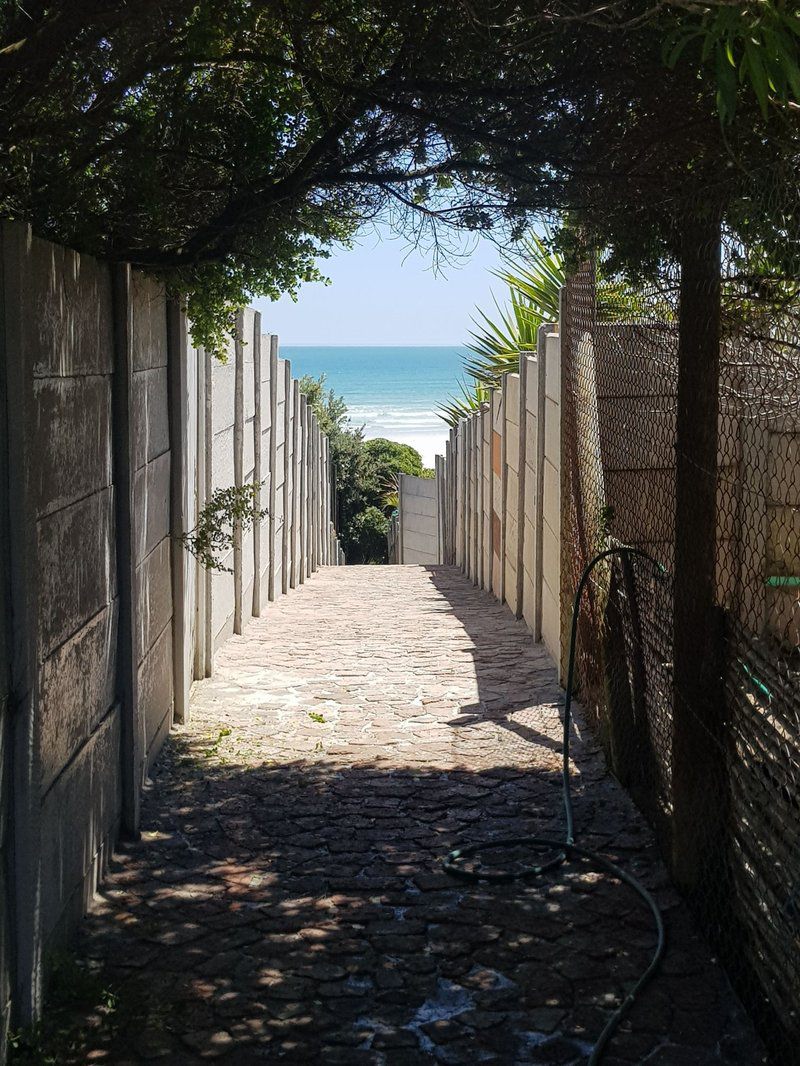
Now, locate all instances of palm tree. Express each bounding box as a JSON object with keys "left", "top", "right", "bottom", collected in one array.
[
  {"left": 440, "top": 232, "right": 651, "bottom": 425},
  {"left": 439, "top": 232, "right": 563, "bottom": 425}
]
